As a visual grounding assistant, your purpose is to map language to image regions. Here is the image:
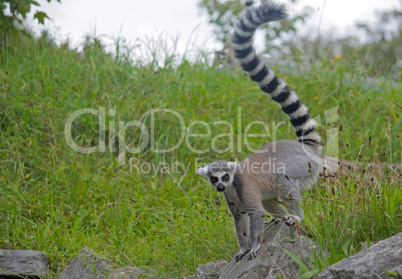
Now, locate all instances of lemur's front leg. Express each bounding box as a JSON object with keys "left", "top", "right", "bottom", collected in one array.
[
  {"left": 247, "top": 209, "right": 265, "bottom": 260},
  {"left": 226, "top": 195, "right": 250, "bottom": 262},
  {"left": 233, "top": 213, "right": 249, "bottom": 261}
]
